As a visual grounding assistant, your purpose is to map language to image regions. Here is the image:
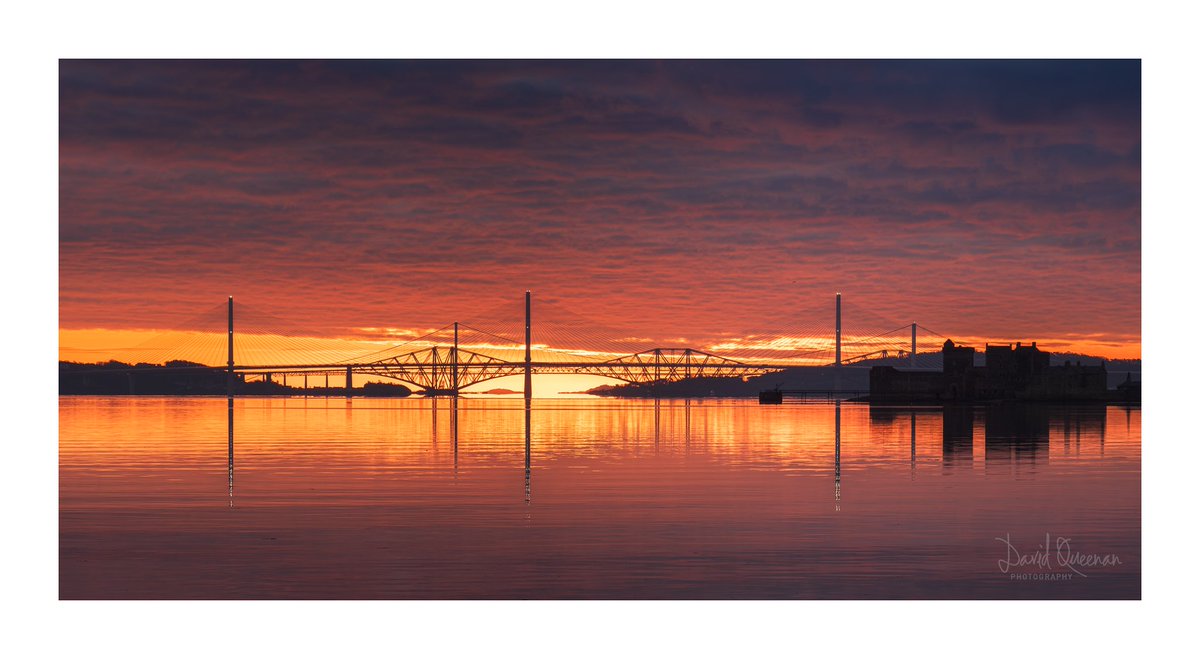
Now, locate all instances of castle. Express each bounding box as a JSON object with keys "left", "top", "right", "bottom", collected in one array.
[{"left": 869, "top": 340, "right": 1108, "bottom": 402}]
